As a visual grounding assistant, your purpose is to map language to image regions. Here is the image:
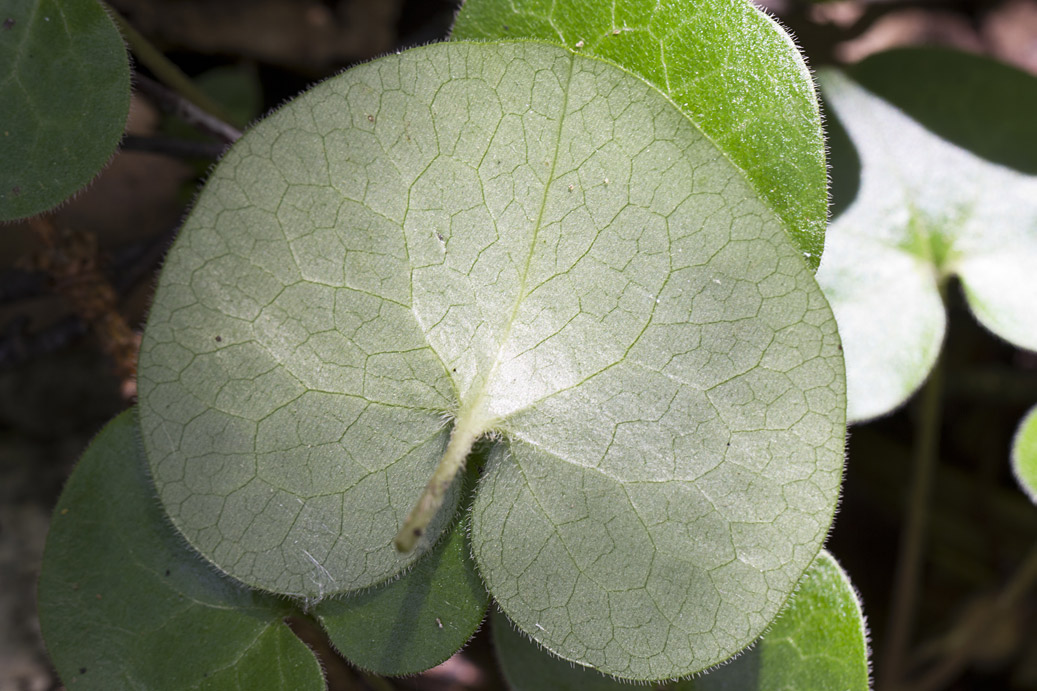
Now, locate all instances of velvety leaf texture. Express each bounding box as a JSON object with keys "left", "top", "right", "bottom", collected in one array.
[
  {"left": 37, "top": 411, "right": 325, "bottom": 691},
  {"left": 452, "top": 0, "right": 827, "bottom": 270},
  {"left": 1012, "top": 405, "right": 1037, "bottom": 504},
  {"left": 817, "top": 65, "right": 1037, "bottom": 422},
  {"left": 0, "top": 0, "right": 130, "bottom": 220},
  {"left": 492, "top": 550, "right": 869, "bottom": 690},
  {"left": 138, "top": 40, "right": 845, "bottom": 681}
]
